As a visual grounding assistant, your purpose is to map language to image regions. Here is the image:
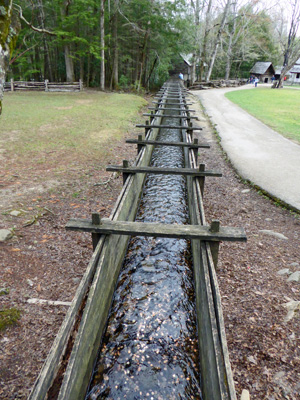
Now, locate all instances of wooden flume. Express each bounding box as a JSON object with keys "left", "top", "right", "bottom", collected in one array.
[{"left": 29, "top": 81, "right": 244, "bottom": 400}]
